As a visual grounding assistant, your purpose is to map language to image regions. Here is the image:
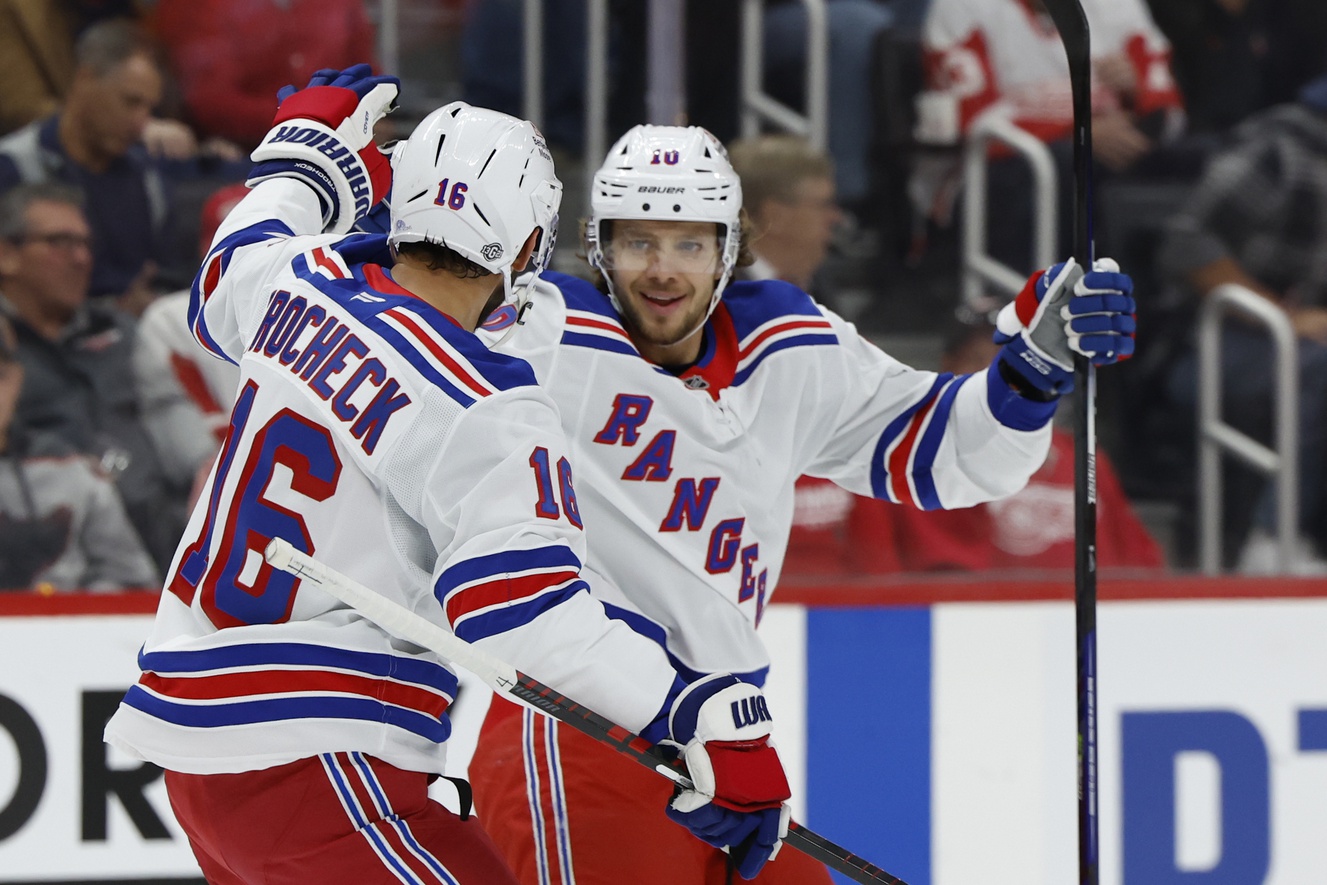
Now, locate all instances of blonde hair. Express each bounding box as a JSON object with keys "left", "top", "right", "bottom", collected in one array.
[{"left": 726, "top": 135, "right": 834, "bottom": 212}]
